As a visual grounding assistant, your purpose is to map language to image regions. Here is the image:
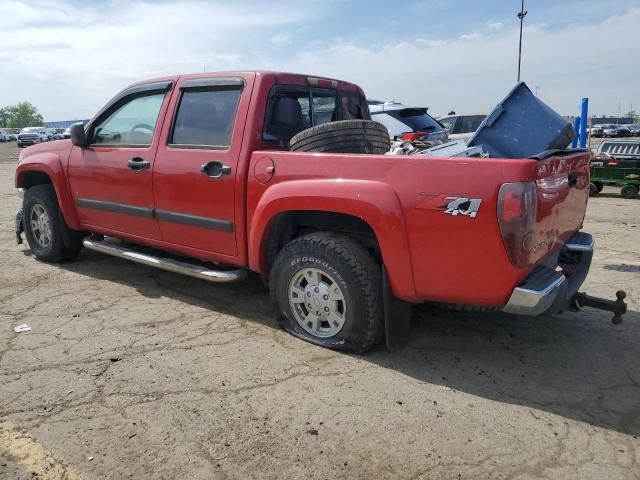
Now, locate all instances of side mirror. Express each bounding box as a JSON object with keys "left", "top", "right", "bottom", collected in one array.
[{"left": 70, "top": 123, "right": 88, "bottom": 148}]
